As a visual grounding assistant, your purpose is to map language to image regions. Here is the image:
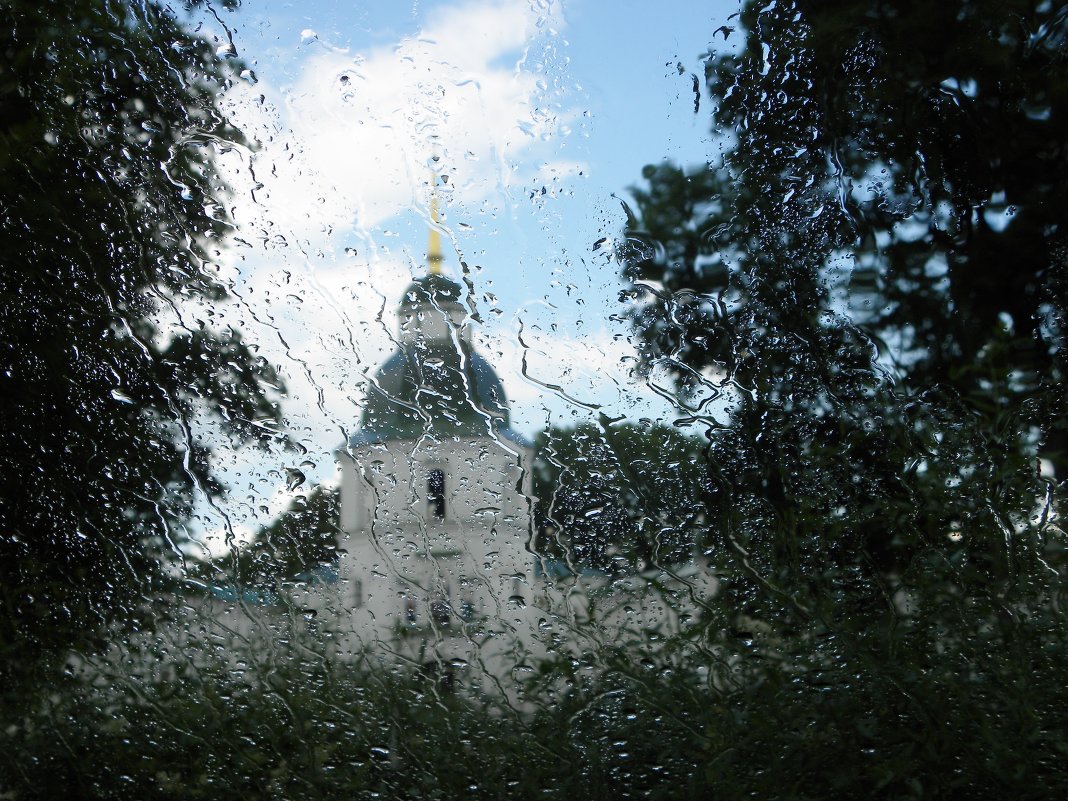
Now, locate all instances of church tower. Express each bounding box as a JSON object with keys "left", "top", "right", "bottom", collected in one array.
[{"left": 336, "top": 208, "right": 535, "bottom": 675}]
